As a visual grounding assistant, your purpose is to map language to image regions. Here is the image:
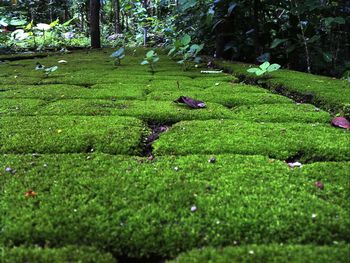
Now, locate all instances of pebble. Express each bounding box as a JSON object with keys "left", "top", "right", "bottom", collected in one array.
[
  {"left": 314, "top": 181, "right": 324, "bottom": 190},
  {"left": 208, "top": 157, "right": 216, "bottom": 163},
  {"left": 287, "top": 162, "right": 303, "bottom": 168}
]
